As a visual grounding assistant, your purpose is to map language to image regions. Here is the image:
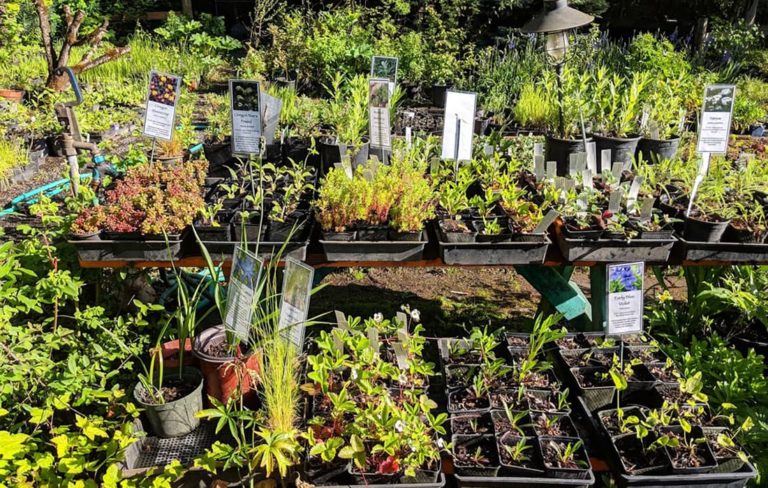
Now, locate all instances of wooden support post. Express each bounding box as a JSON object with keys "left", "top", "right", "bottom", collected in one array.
[{"left": 515, "top": 265, "right": 592, "bottom": 327}]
